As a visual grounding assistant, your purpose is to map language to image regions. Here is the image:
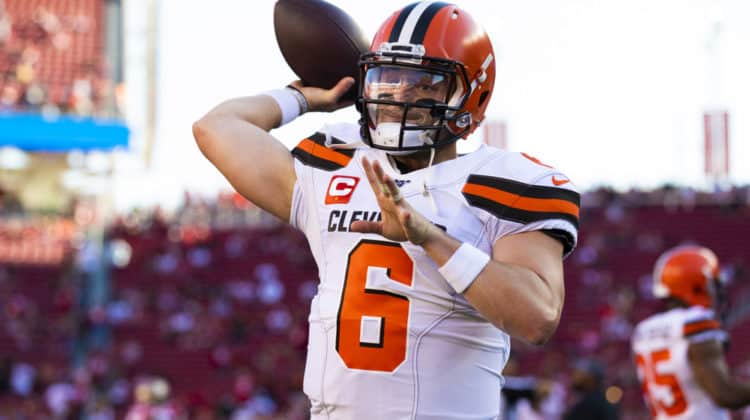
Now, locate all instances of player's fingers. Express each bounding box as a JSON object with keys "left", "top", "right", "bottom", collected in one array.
[
  {"left": 361, "top": 158, "right": 380, "bottom": 193},
  {"left": 363, "top": 158, "right": 402, "bottom": 202},
  {"left": 382, "top": 176, "right": 402, "bottom": 203},
  {"left": 362, "top": 158, "right": 393, "bottom": 200},
  {"left": 349, "top": 220, "right": 383, "bottom": 235},
  {"left": 329, "top": 77, "right": 355, "bottom": 100},
  {"left": 371, "top": 161, "right": 396, "bottom": 199},
  {"left": 371, "top": 160, "right": 388, "bottom": 184}
]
